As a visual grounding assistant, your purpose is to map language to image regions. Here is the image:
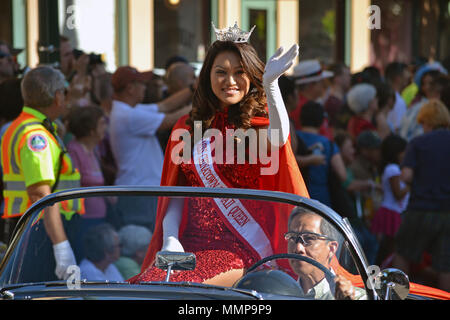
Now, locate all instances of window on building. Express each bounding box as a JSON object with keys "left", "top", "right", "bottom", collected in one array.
[
  {"left": 370, "top": 0, "right": 413, "bottom": 73},
  {"left": 298, "top": 0, "right": 338, "bottom": 65},
  {"left": 58, "top": 0, "right": 117, "bottom": 72},
  {"left": 154, "top": 0, "right": 211, "bottom": 69},
  {"left": 418, "top": 0, "right": 450, "bottom": 63}
]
